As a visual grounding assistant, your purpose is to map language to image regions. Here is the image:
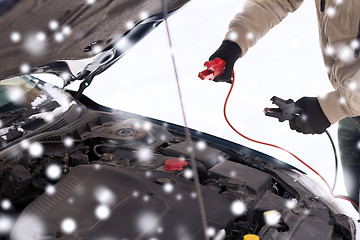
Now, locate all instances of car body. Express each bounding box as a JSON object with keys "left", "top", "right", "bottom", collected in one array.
[{"left": 0, "top": 0, "right": 357, "bottom": 239}]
